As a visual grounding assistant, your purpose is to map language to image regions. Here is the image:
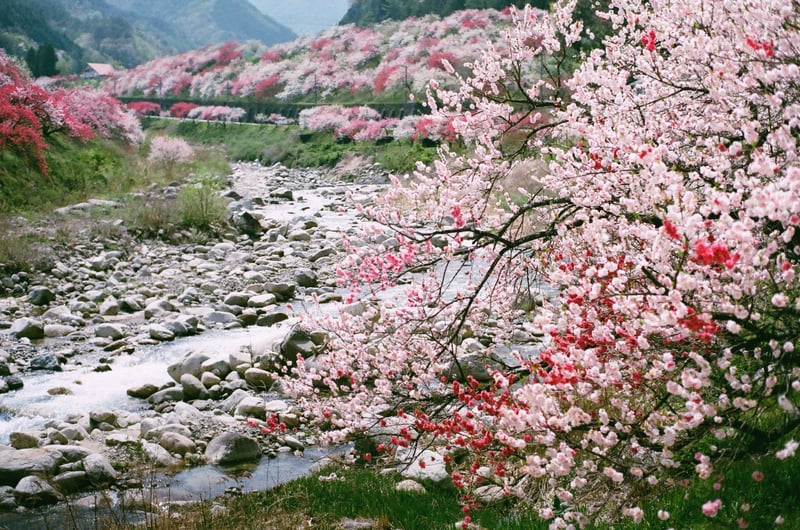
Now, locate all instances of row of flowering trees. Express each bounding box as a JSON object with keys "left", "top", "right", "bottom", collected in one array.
[
  {"left": 107, "top": 9, "right": 513, "bottom": 101},
  {"left": 0, "top": 50, "right": 143, "bottom": 175},
  {"left": 274, "top": 0, "right": 800, "bottom": 527}
]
